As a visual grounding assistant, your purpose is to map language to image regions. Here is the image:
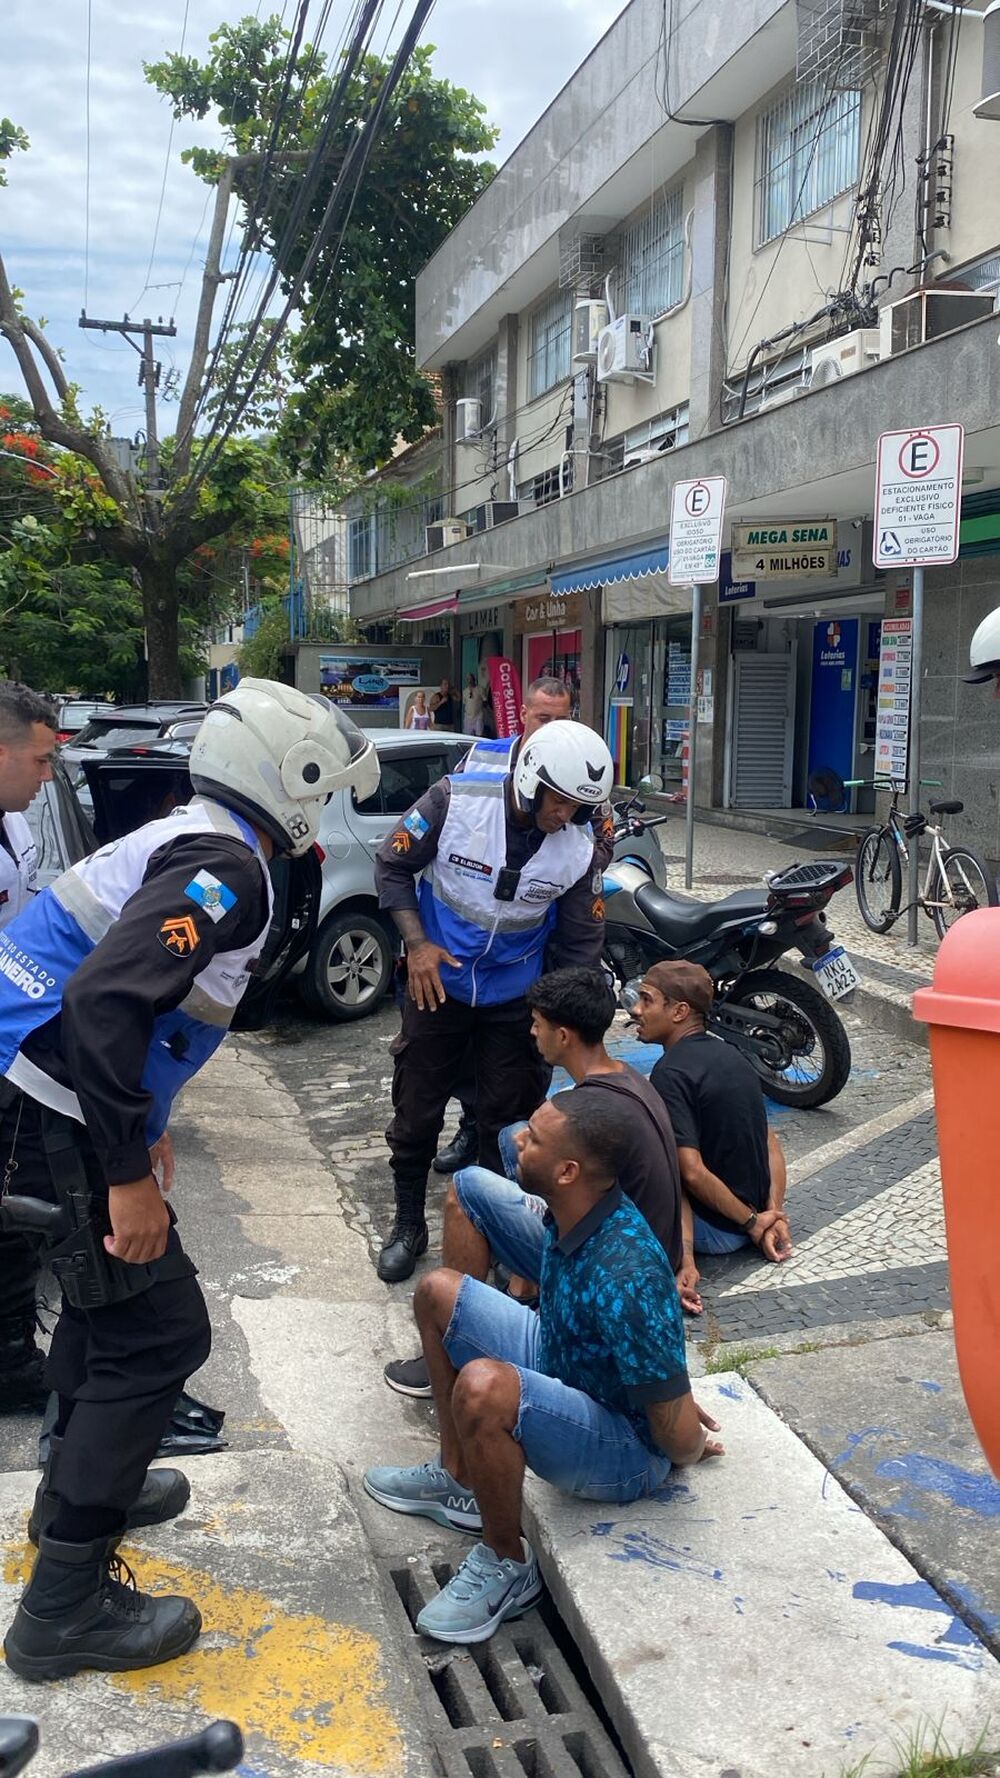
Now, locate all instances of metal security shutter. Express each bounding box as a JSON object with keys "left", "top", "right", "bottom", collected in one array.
[{"left": 730, "top": 653, "right": 795, "bottom": 807}]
